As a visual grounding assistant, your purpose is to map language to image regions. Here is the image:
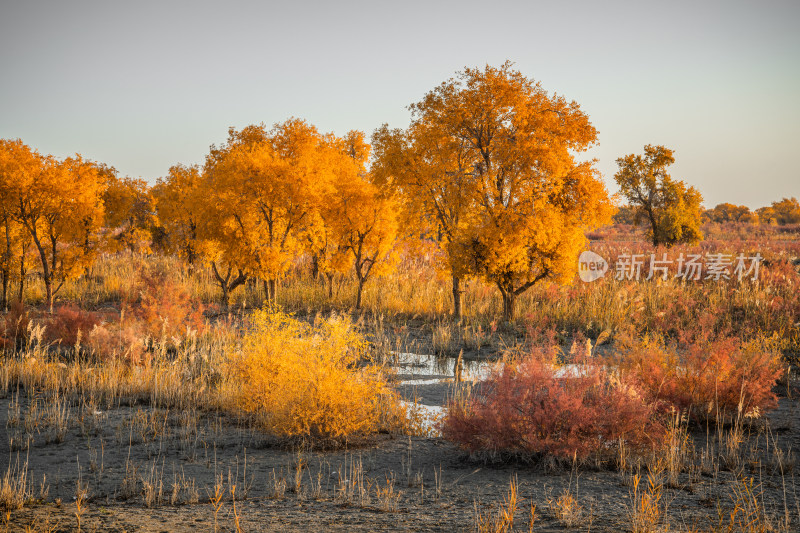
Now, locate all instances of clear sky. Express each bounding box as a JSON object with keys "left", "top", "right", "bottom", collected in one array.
[{"left": 1, "top": 0, "right": 797, "bottom": 209}]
